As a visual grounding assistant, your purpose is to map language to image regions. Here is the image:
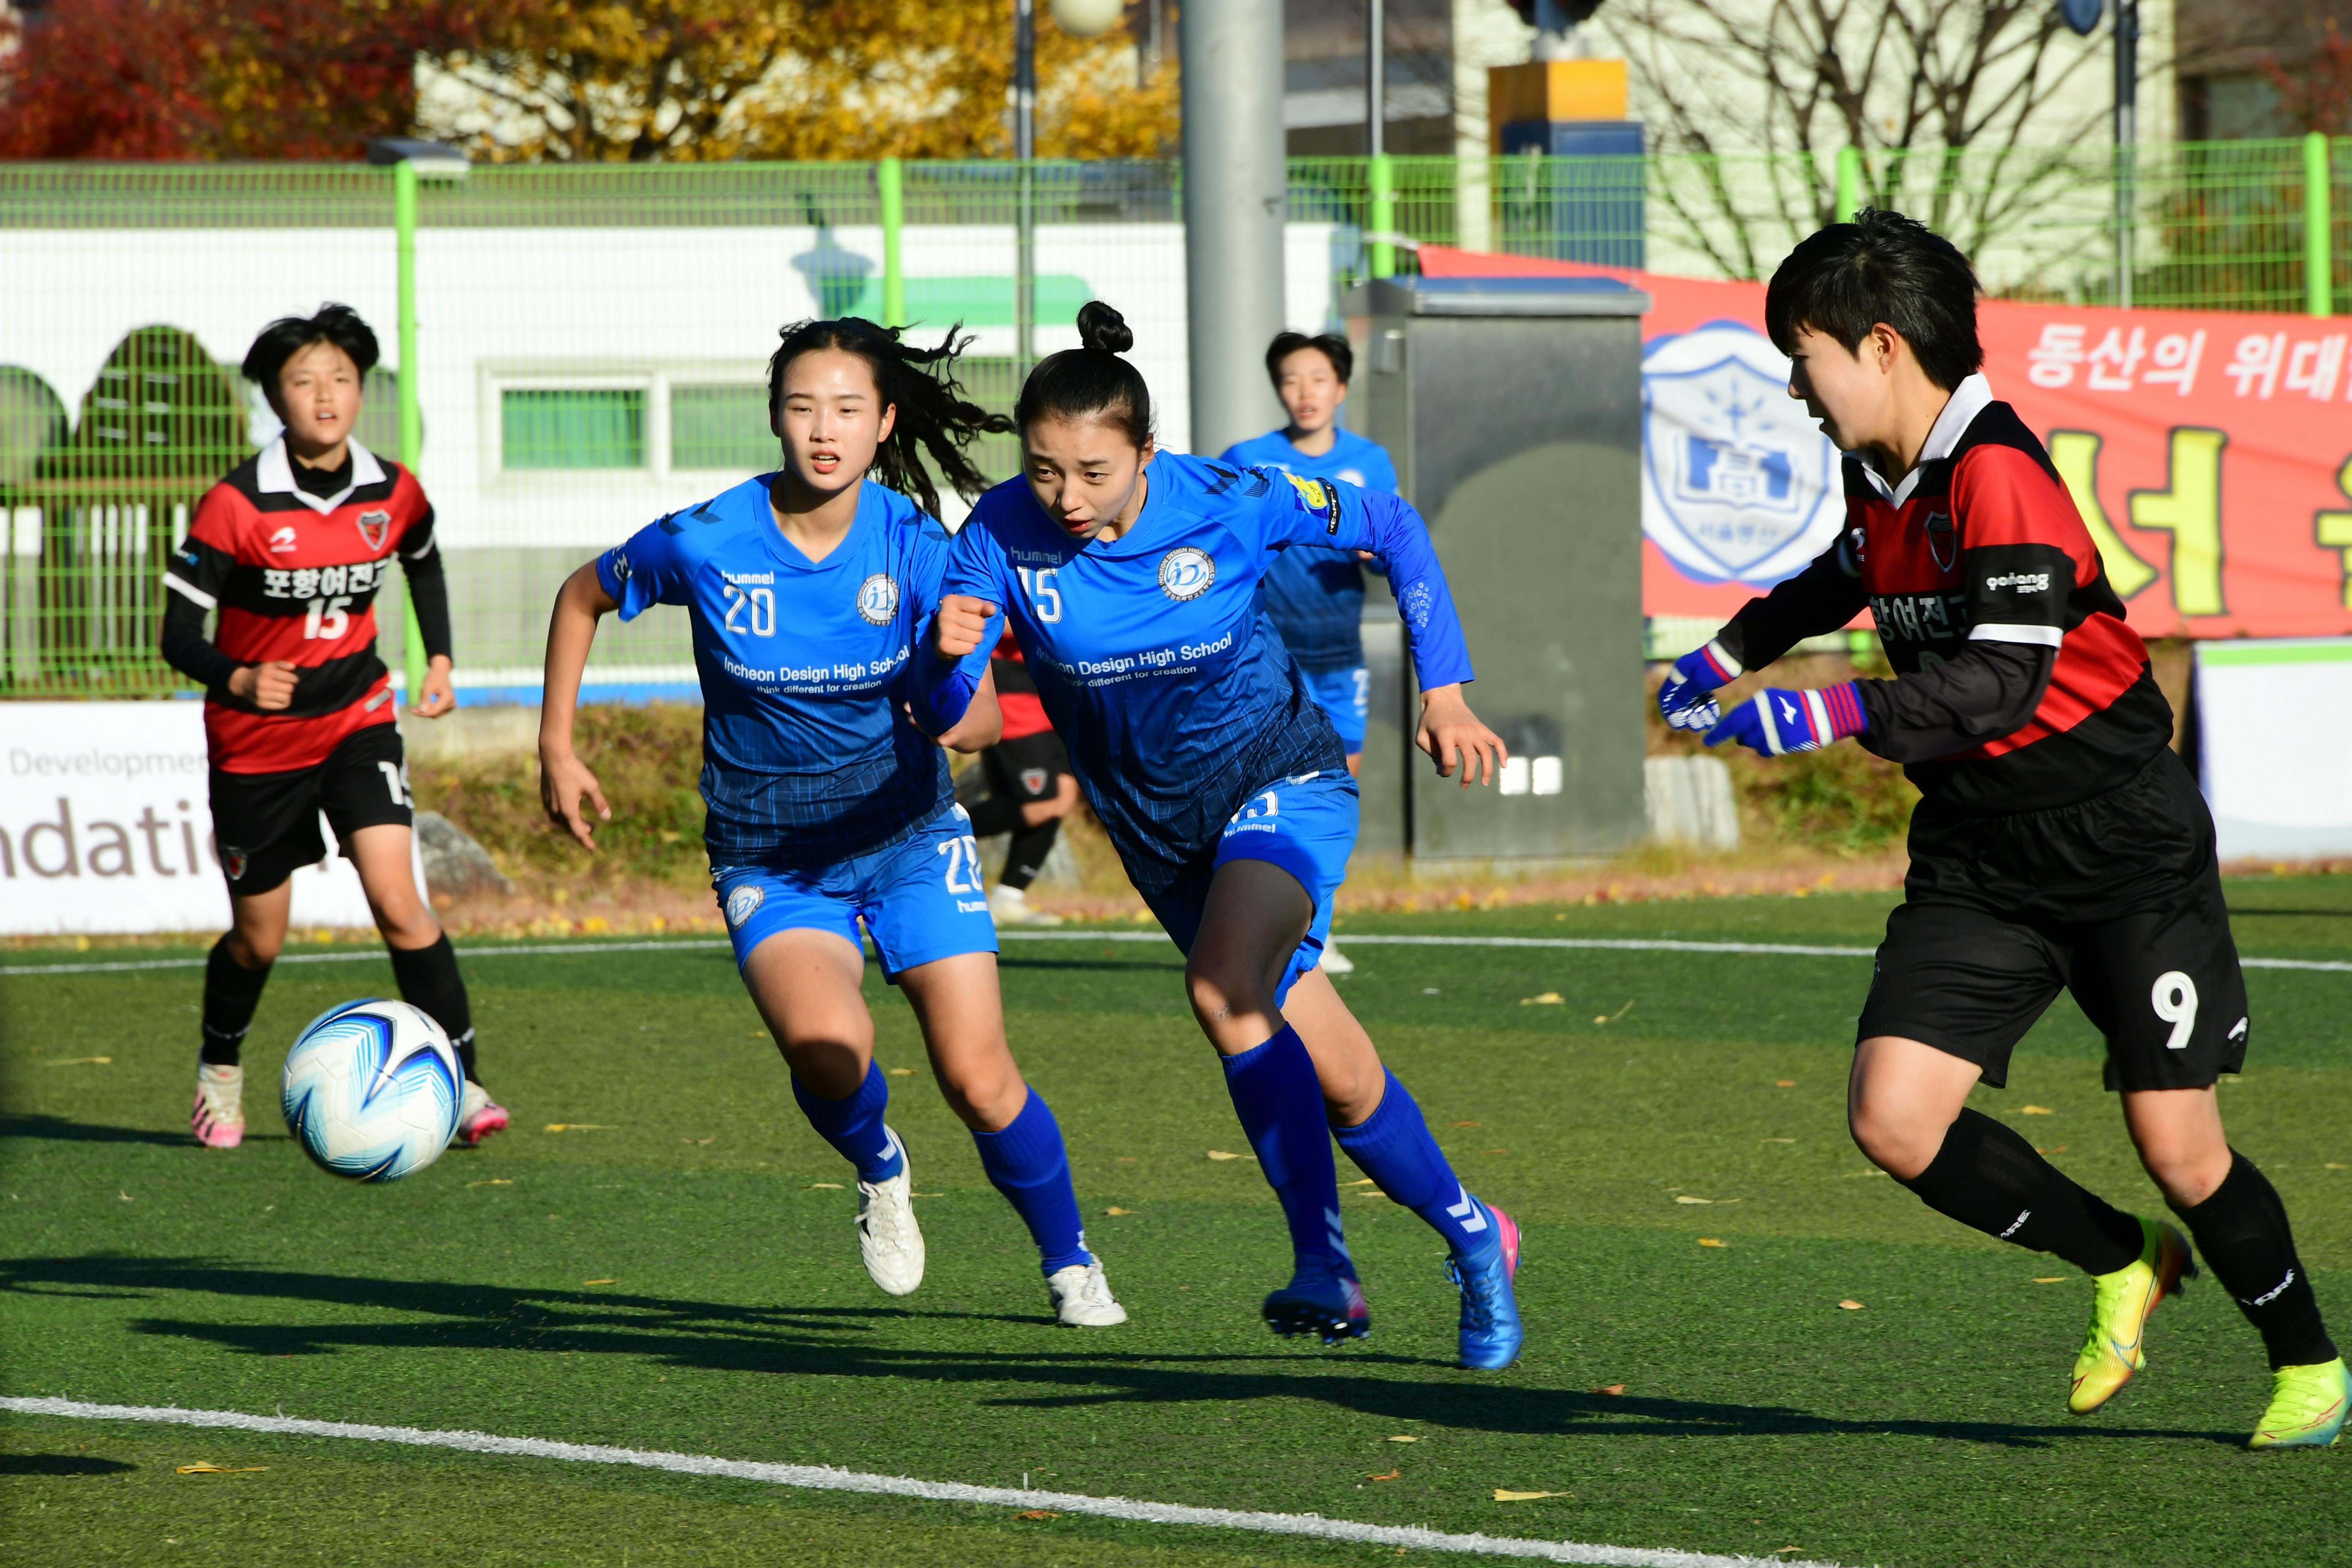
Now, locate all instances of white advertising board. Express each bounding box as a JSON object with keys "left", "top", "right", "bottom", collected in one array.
[
  {"left": 0, "top": 702, "right": 381, "bottom": 934},
  {"left": 2196, "top": 638, "right": 2352, "bottom": 860}
]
